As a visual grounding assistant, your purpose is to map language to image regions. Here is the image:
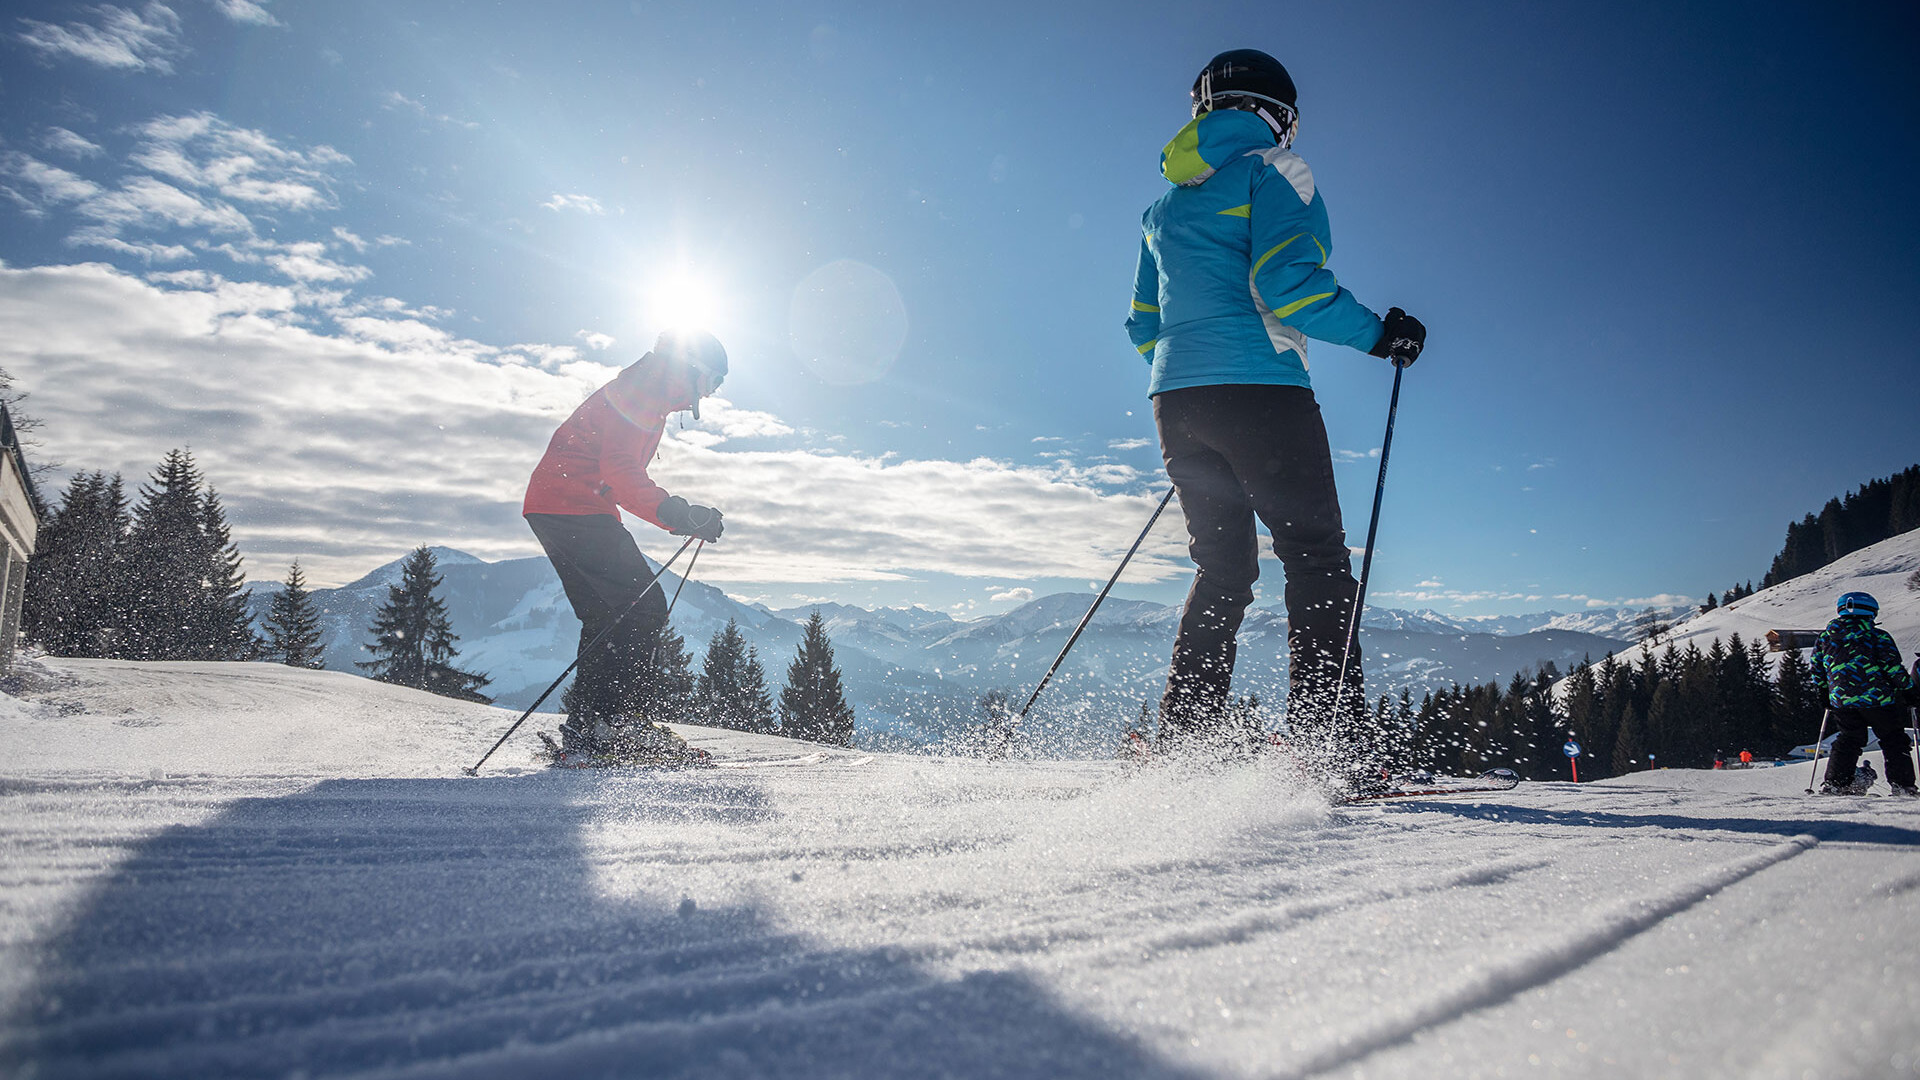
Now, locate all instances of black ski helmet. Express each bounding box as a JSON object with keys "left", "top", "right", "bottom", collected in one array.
[
  {"left": 1190, "top": 49, "right": 1297, "bottom": 115},
  {"left": 653, "top": 327, "right": 728, "bottom": 383},
  {"left": 1192, "top": 50, "right": 1299, "bottom": 147}
]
